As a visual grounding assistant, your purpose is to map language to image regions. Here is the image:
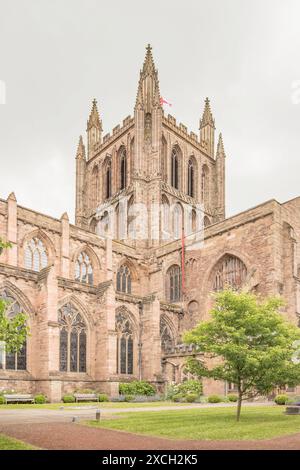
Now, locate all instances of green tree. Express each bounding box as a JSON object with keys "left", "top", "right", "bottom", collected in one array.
[
  {"left": 0, "top": 238, "right": 28, "bottom": 353},
  {"left": 183, "top": 289, "right": 300, "bottom": 421},
  {"left": 0, "top": 238, "right": 11, "bottom": 253}
]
